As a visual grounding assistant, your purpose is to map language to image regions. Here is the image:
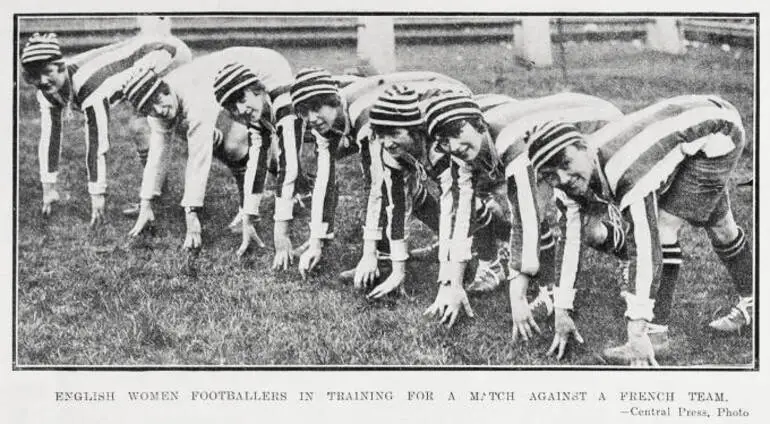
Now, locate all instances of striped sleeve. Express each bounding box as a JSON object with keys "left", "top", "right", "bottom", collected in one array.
[
  {"left": 73, "top": 36, "right": 190, "bottom": 107},
  {"left": 242, "top": 124, "right": 273, "bottom": 215},
  {"left": 437, "top": 159, "right": 475, "bottom": 263},
  {"left": 600, "top": 101, "right": 744, "bottom": 207},
  {"left": 382, "top": 156, "right": 410, "bottom": 262},
  {"left": 552, "top": 190, "right": 582, "bottom": 310},
  {"left": 506, "top": 160, "right": 542, "bottom": 276},
  {"left": 362, "top": 137, "right": 385, "bottom": 241},
  {"left": 82, "top": 98, "right": 111, "bottom": 195},
  {"left": 451, "top": 162, "right": 475, "bottom": 262},
  {"left": 36, "top": 92, "right": 64, "bottom": 184},
  {"left": 621, "top": 193, "right": 662, "bottom": 321},
  {"left": 308, "top": 129, "right": 337, "bottom": 240},
  {"left": 271, "top": 113, "right": 301, "bottom": 221}
]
